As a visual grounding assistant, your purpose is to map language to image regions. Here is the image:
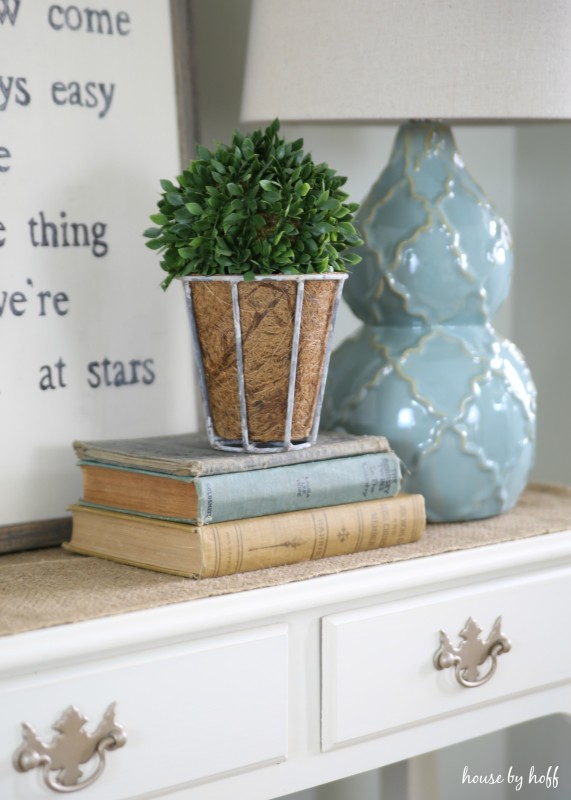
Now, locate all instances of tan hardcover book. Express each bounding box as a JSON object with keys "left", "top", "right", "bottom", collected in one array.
[{"left": 64, "top": 494, "right": 426, "bottom": 579}]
